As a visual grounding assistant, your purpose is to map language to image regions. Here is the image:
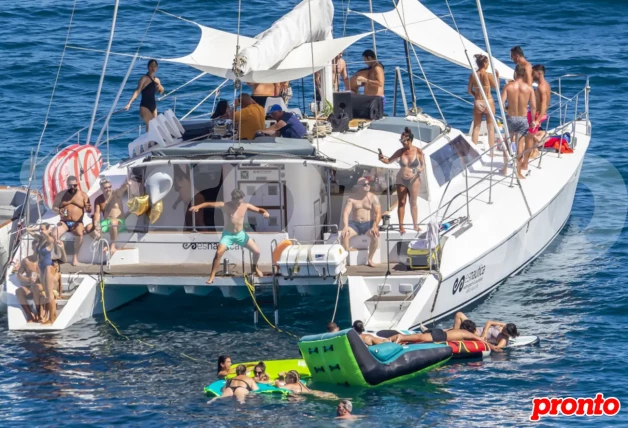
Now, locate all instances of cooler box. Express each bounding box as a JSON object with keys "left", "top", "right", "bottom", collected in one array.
[
  {"left": 277, "top": 244, "right": 348, "bottom": 277},
  {"left": 406, "top": 237, "right": 440, "bottom": 270}
]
